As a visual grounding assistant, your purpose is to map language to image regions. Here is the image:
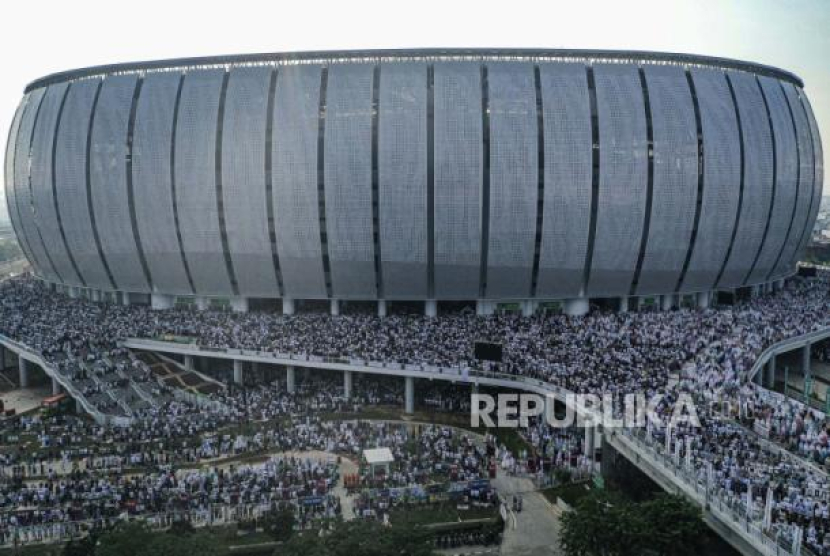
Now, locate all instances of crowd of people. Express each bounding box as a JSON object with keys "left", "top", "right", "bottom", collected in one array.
[{"left": 3, "top": 274, "right": 830, "bottom": 552}]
